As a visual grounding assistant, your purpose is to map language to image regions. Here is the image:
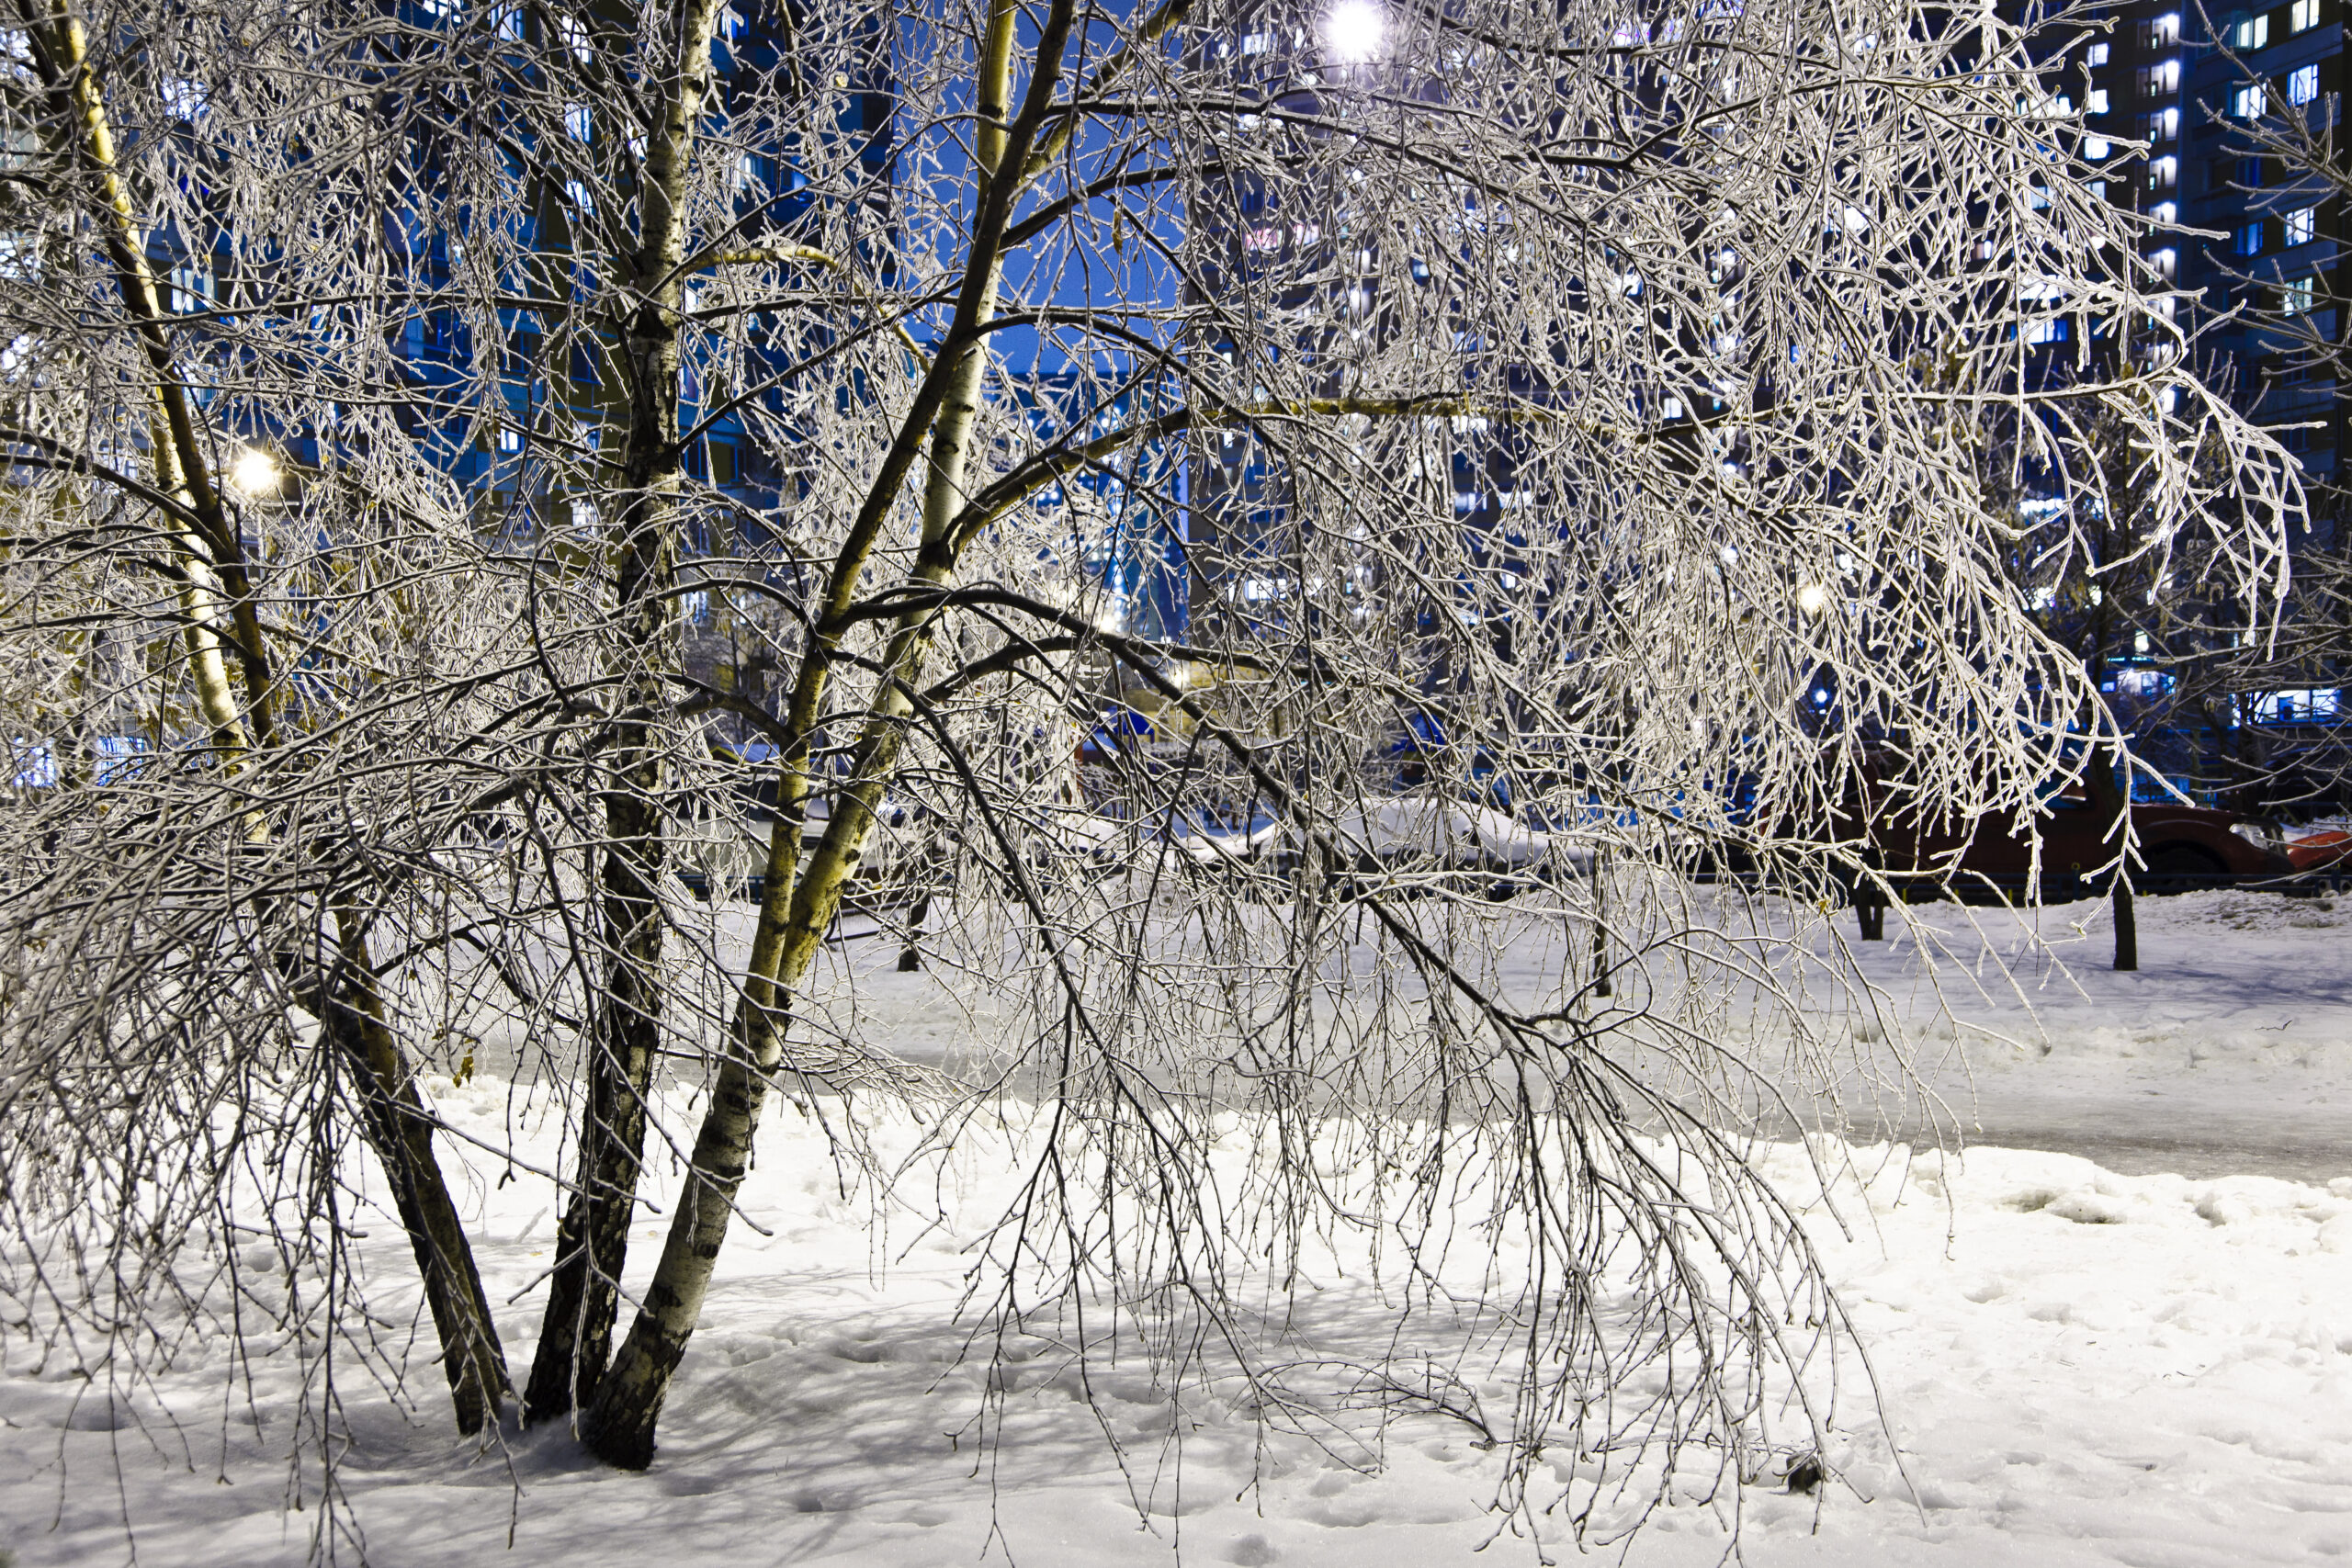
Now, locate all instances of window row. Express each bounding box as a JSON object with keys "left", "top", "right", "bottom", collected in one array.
[
  {"left": 2234, "top": 206, "right": 2323, "bottom": 253},
  {"left": 2232, "top": 63, "right": 2323, "bottom": 116},
  {"left": 2229, "top": 0, "right": 2324, "bottom": 51}
]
